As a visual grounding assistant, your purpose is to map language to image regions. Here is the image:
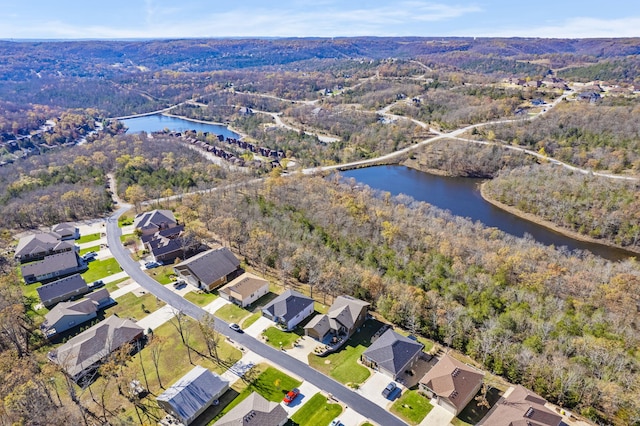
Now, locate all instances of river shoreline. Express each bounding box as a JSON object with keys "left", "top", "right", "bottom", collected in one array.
[
  {"left": 479, "top": 181, "right": 640, "bottom": 257},
  {"left": 160, "top": 112, "right": 249, "bottom": 140}
]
